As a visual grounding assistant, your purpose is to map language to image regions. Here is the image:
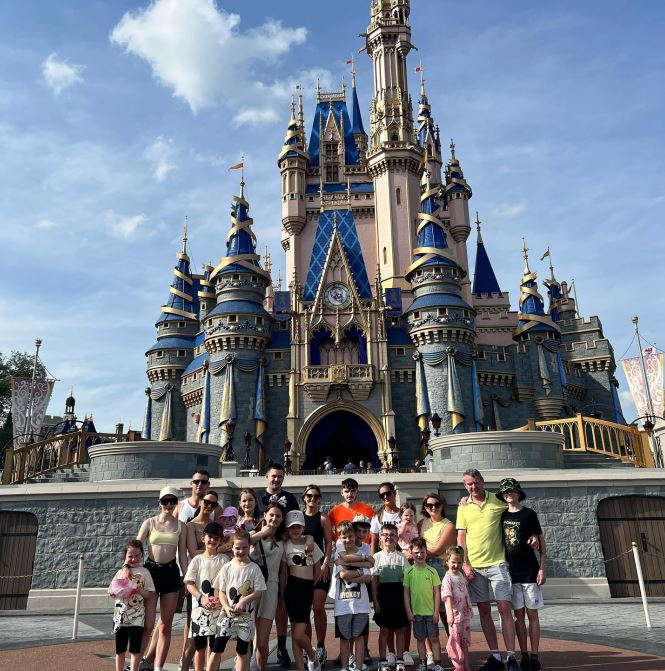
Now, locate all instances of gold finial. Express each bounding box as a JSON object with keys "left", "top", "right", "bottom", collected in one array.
[
  {"left": 450, "top": 138, "right": 456, "bottom": 161},
  {"left": 475, "top": 212, "right": 483, "bottom": 244},
  {"left": 521, "top": 237, "right": 530, "bottom": 274},
  {"left": 239, "top": 155, "right": 245, "bottom": 198},
  {"left": 290, "top": 95, "right": 296, "bottom": 120}
]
